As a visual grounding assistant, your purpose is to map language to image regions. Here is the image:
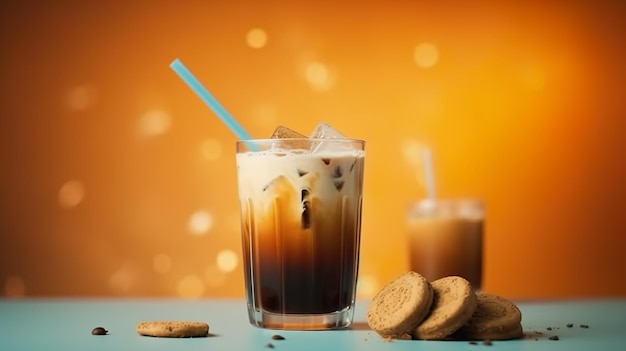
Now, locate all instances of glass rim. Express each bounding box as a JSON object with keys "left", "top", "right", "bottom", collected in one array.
[
  {"left": 237, "top": 138, "right": 365, "bottom": 144},
  {"left": 407, "top": 198, "right": 485, "bottom": 218},
  {"left": 236, "top": 138, "right": 366, "bottom": 153}
]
